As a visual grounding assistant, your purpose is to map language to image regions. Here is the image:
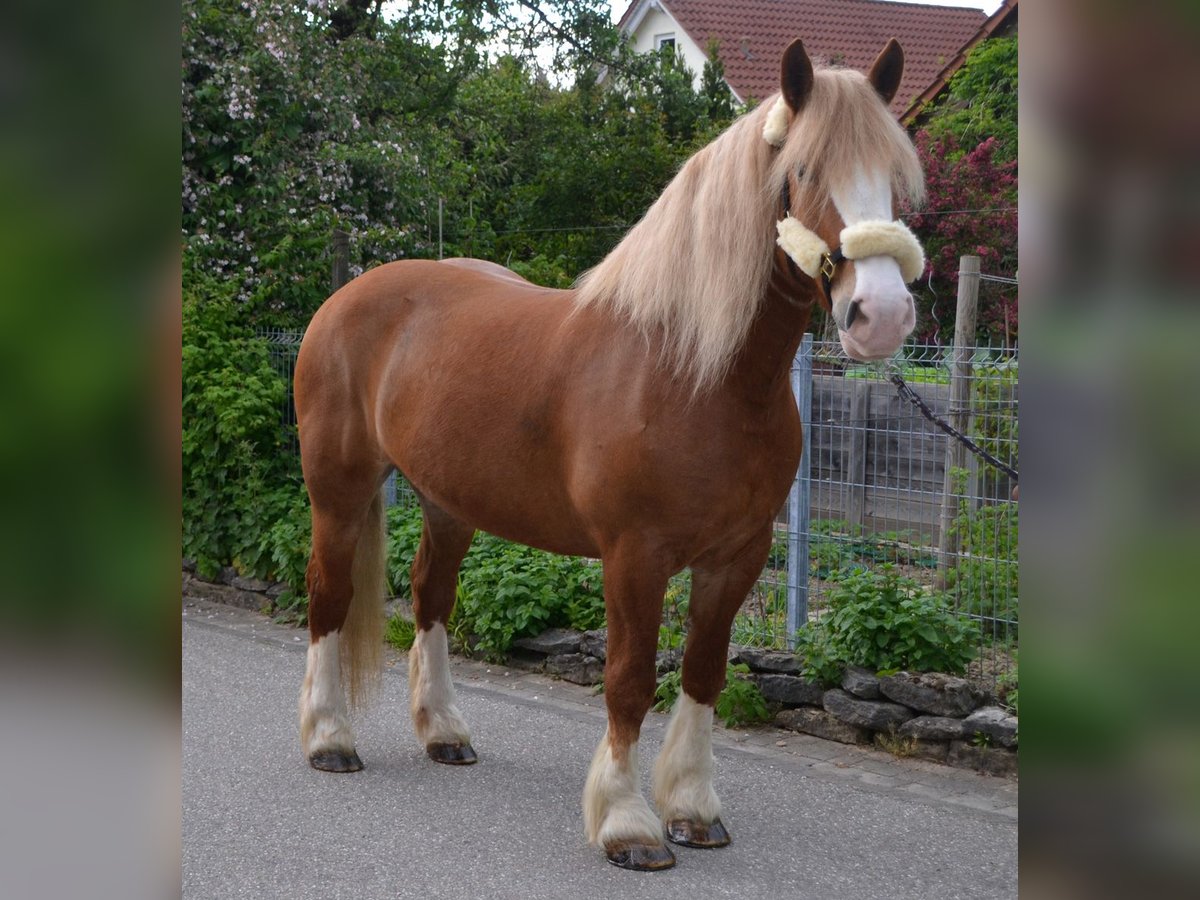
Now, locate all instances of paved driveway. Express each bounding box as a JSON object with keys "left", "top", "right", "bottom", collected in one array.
[{"left": 183, "top": 598, "right": 1016, "bottom": 899}]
